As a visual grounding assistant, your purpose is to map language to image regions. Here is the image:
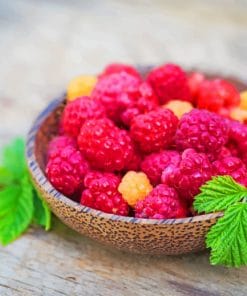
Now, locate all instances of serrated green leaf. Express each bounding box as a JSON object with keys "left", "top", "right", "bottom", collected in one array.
[
  {"left": 2, "top": 138, "right": 26, "bottom": 179},
  {"left": 33, "top": 190, "right": 51, "bottom": 231},
  {"left": 194, "top": 176, "right": 247, "bottom": 213},
  {"left": 0, "top": 184, "right": 20, "bottom": 216},
  {"left": 0, "top": 167, "right": 14, "bottom": 186},
  {"left": 0, "top": 175, "right": 34, "bottom": 246},
  {"left": 206, "top": 203, "right": 247, "bottom": 267}
]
